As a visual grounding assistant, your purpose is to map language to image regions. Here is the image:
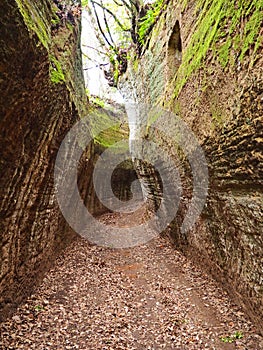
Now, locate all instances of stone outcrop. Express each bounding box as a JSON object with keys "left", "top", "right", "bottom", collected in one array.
[
  {"left": 120, "top": 0, "right": 263, "bottom": 330},
  {"left": 0, "top": 0, "right": 86, "bottom": 320}
]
